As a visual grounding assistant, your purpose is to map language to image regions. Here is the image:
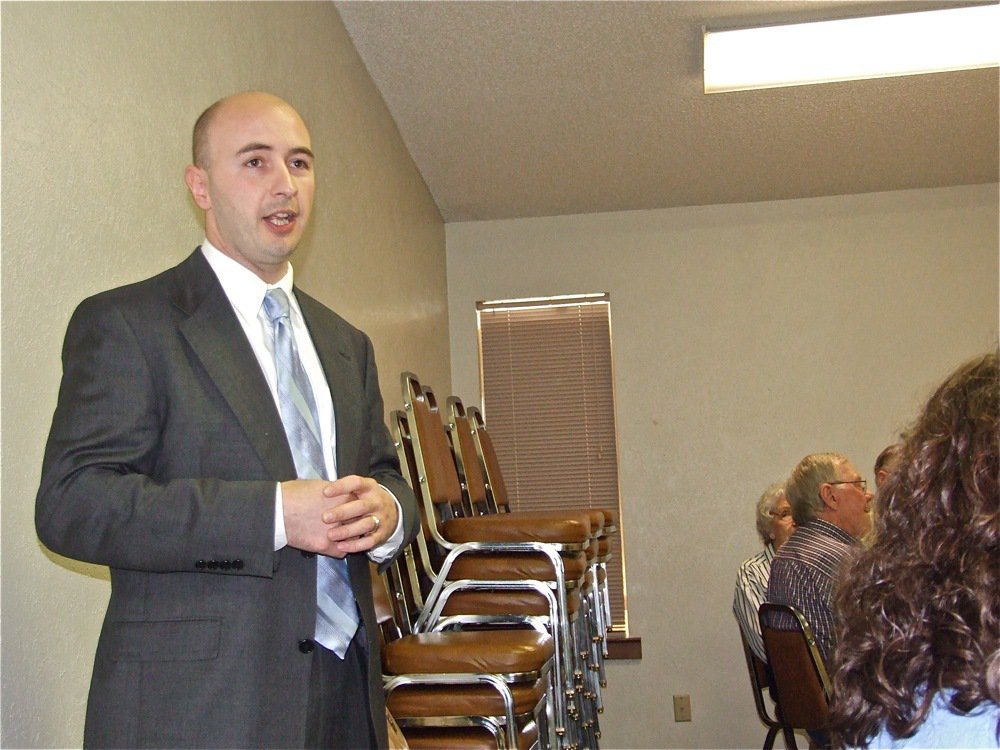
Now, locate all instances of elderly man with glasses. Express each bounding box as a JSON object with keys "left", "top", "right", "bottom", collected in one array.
[{"left": 765, "top": 452, "right": 873, "bottom": 666}]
